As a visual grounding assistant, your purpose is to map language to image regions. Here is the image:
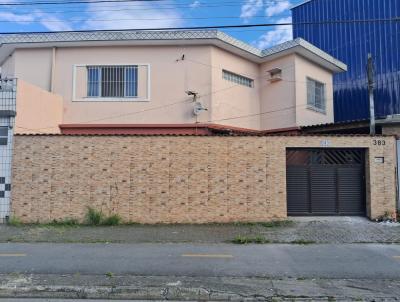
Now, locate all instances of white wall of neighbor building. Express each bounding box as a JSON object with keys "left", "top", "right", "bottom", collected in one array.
[{"left": 1, "top": 44, "right": 337, "bottom": 131}]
